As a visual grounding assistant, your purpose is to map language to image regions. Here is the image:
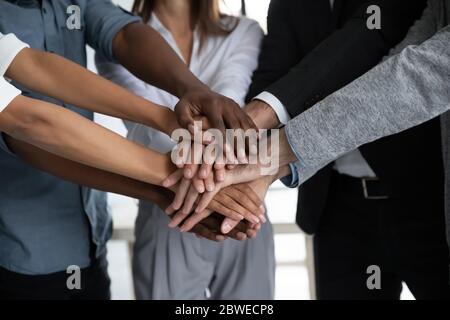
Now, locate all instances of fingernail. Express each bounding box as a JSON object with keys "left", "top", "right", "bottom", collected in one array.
[
  {"left": 259, "top": 205, "right": 266, "bottom": 214},
  {"left": 217, "top": 172, "right": 225, "bottom": 181},
  {"left": 206, "top": 184, "right": 214, "bottom": 192},
  {"left": 185, "top": 169, "right": 192, "bottom": 178},
  {"left": 188, "top": 124, "right": 195, "bottom": 133},
  {"left": 222, "top": 222, "right": 232, "bottom": 234},
  {"left": 200, "top": 169, "right": 207, "bottom": 178},
  {"left": 259, "top": 215, "right": 267, "bottom": 223},
  {"left": 162, "top": 180, "right": 170, "bottom": 188}
]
